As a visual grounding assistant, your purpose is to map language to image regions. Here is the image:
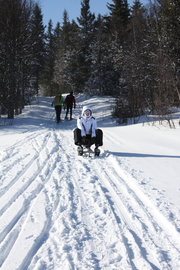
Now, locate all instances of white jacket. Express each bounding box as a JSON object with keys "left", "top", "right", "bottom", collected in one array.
[{"left": 77, "top": 106, "right": 97, "bottom": 137}]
